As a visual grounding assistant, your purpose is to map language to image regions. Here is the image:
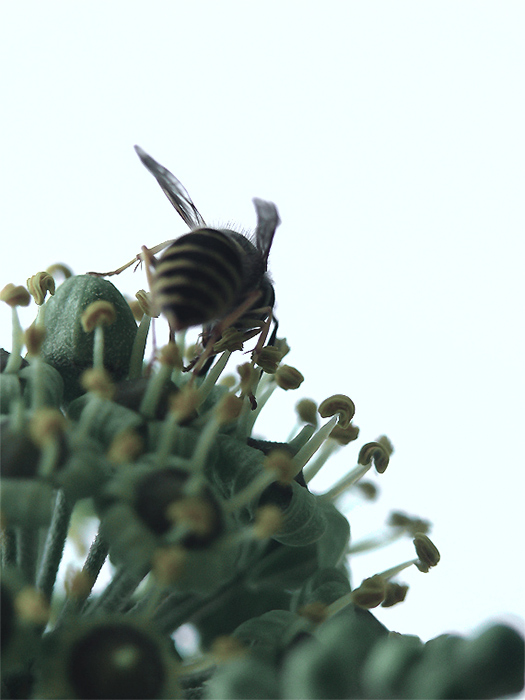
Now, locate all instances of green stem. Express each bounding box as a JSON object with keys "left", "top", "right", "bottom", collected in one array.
[
  {"left": 85, "top": 563, "right": 148, "bottom": 614},
  {"left": 1, "top": 527, "right": 17, "bottom": 566},
  {"left": 54, "top": 530, "right": 109, "bottom": 626},
  {"left": 155, "top": 575, "right": 244, "bottom": 636},
  {"left": 5, "top": 307, "right": 24, "bottom": 373},
  {"left": 16, "top": 527, "right": 39, "bottom": 584},
  {"left": 128, "top": 314, "right": 151, "bottom": 380},
  {"left": 36, "top": 490, "right": 73, "bottom": 601}
]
